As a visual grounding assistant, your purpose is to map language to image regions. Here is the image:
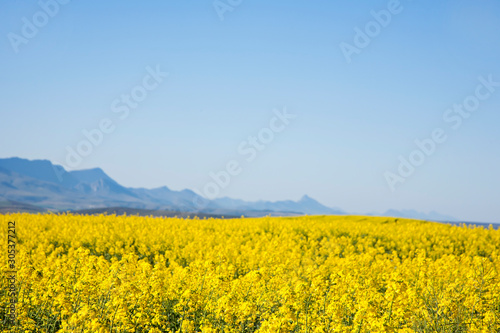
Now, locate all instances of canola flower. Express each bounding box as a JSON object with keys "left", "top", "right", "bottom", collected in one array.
[{"left": 1, "top": 213, "right": 499, "bottom": 332}]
